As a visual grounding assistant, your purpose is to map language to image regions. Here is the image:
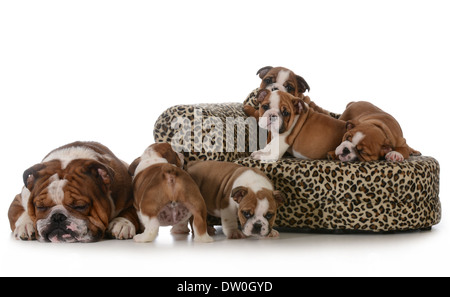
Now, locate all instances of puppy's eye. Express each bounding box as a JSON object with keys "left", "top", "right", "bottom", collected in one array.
[
  {"left": 265, "top": 213, "right": 274, "bottom": 220},
  {"left": 282, "top": 110, "right": 290, "bottom": 117},
  {"left": 356, "top": 146, "right": 366, "bottom": 156},
  {"left": 264, "top": 78, "right": 273, "bottom": 84},
  {"left": 262, "top": 105, "right": 270, "bottom": 111},
  {"left": 285, "top": 85, "right": 294, "bottom": 93},
  {"left": 346, "top": 135, "right": 352, "bottom": 141},
  {"left": 242, "top": 211, "right": 253, "bottom": 219}
]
